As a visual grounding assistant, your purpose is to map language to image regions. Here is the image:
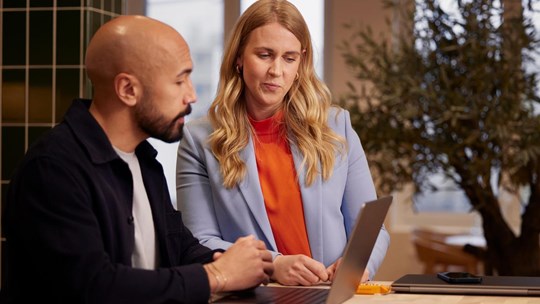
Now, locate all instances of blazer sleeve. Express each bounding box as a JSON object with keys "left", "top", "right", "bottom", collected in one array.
[
  {"left": 338, "top": 108, "right": 390, "bottom": 279},
  {"left": 176, "top": 120, "right": 236, "bottom": 251}
]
